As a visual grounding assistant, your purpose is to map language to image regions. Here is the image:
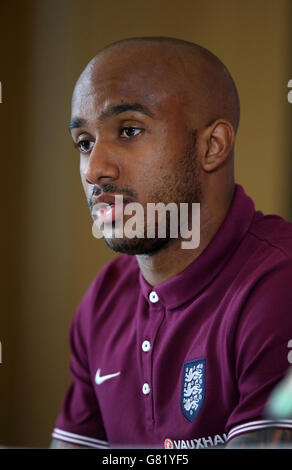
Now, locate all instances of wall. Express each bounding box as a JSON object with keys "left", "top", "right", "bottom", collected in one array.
[{"left": 0, "top": 0, "right": 291, "bottom": 447}]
